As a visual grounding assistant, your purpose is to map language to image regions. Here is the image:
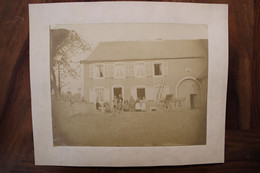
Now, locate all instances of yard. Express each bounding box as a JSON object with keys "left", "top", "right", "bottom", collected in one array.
[{"left": 52, "top": 100, "right": 206, "bottom": 146}]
